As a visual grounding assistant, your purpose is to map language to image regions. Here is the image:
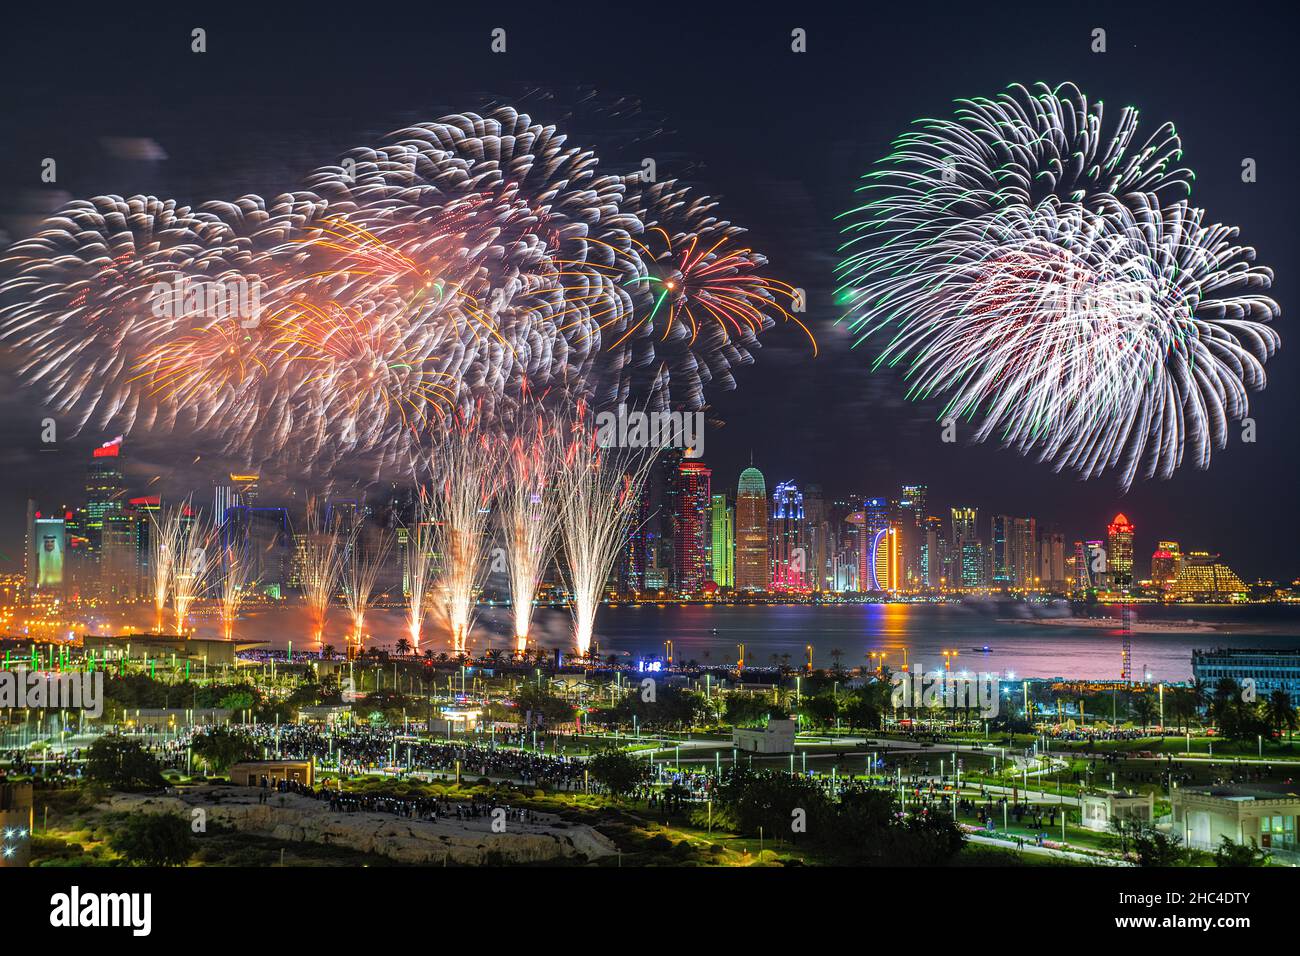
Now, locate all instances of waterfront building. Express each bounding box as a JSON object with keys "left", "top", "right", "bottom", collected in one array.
[
  {"left": 25, "top": 503, "right": 66, "bottom": 593},
  {"left": 991, "top": 515, "right": 1037, "bottom": 588},
  {"left": 673, "top": 460, "right": 712, "bottom": 593},
  {"left": 1151, "top": 541, "right": 1182, "bottom": 590},
  {"left": 1169, "top": 552, "right": 1247, "bottom": 602},
  {"left": 1038, "top": 531, "right": 1066, "bottom": 591},
  {"left": 735, "top": 466, "right": 769, "bottom": 591},
  {"left": 1107, "top": 513, "right": 1135, "bottom": 589},
  {"left": 771, "top": 480, "right": 806, "bottom": 591},
  {"left": 1192, "top": 647, "right": 1300, "bottom": 698},
  {"left": 860, "top": 497, "right": 891, "bottom": 591},
  {"left": 709, "top": 493, "right": 735, "bottom": 589},
  {"left": 804, "top": 484, "right": 830, "bottom": 592}
]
